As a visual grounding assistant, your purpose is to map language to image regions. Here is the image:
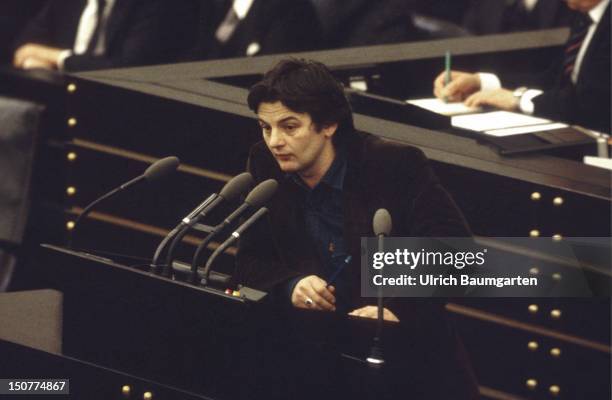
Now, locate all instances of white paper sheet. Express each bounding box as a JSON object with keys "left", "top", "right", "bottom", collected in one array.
[
  {"left": 451, "top": 111, "right": 552, "bottom": 132},
  {"left": 406, "top": 98, "right": 480, "bottom": 116},
  {"left": 584, "top": 156, "right": 612, "bottom": 170},
  {"left": 484, "top": 122, "right": 569, "bottom": 137}
]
